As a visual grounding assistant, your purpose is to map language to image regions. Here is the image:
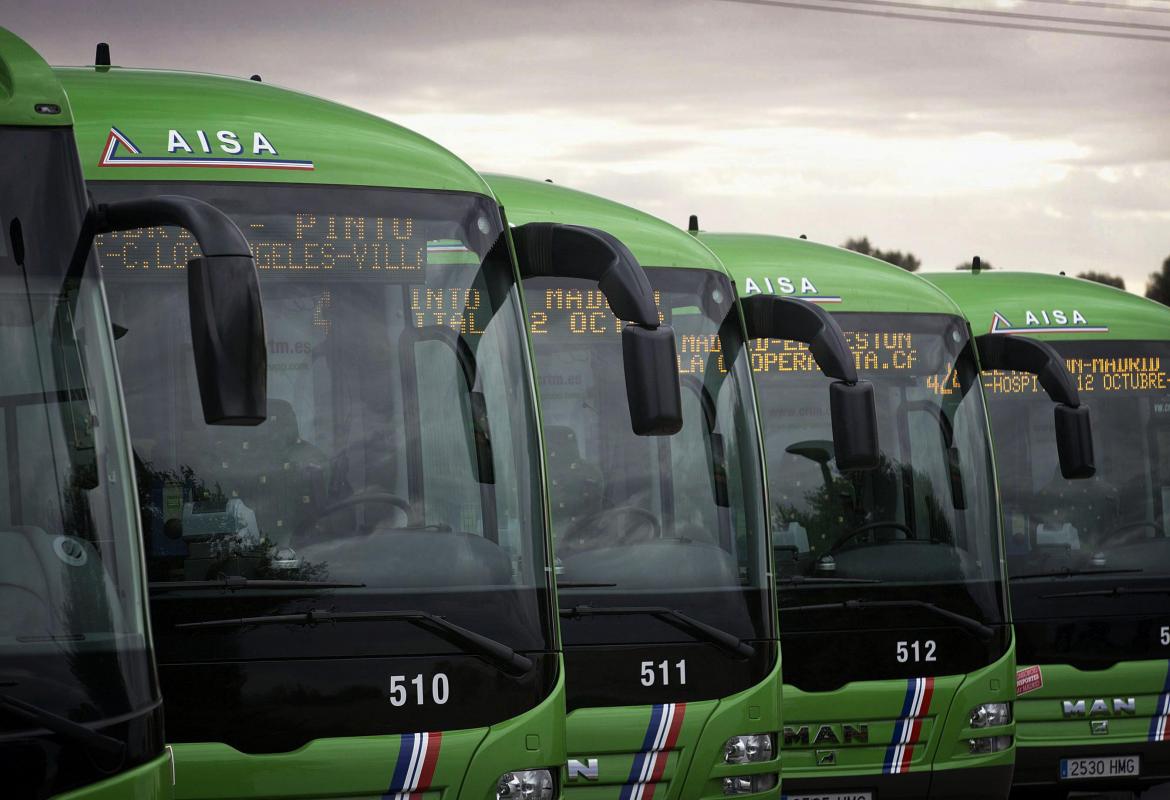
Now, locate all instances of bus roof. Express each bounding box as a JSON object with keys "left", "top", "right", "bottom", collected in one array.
[
  {"left": 925, "top": 270, "right": 1170, "bottom": 342},
  {"left": 696, "top": 231, "right": 960, "bottom": 315},
  {"left": 55, "top": 65, "right": 491, "bottom": 194},
  {"left": 486, "top": 174, "right": 725, "bottom": 272},
  {"left": 0, "top": 29, "right": 71, "bottom": 127}
]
